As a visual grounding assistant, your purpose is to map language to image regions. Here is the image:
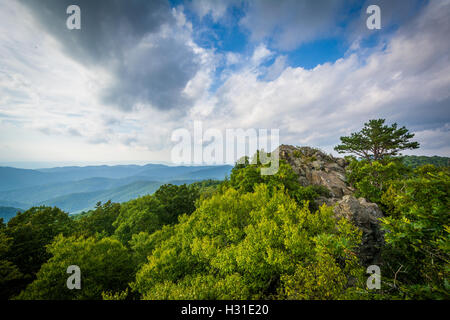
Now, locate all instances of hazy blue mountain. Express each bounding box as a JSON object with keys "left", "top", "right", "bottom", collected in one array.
[
  {"left": 0, "top": 176, "right": 156, "bottom": 205},
  {"left": 0, "top": 163, "right": 232, "bottom": 217},
  {"left": 36, "top": 164, "right": 148, "bottom": 180},
  {"left": 35, "top": 164, "right": 217, "bottom": 181},
  {"left": 0, "top": 206, "right": 22, "bottom": 222},
  {"left": 0, "top": 167, "right": 58, "bottom": 191},
  {"left": 135, "top": 165, "right": 232, "bottom": 181},
  {"left": 0, "top": 199, "right": 29, "bottom": 209},
  {"left": 0, "top": 164, "right": 232, "bottom": 191},
  {"left": 38, "top": 180, "right": 164, "bottom": 213}
]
